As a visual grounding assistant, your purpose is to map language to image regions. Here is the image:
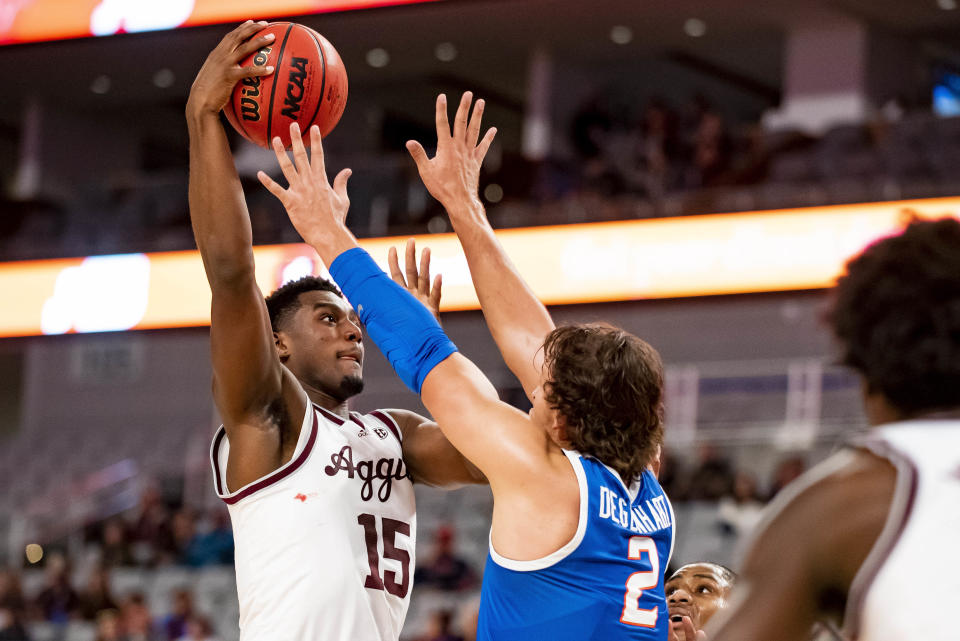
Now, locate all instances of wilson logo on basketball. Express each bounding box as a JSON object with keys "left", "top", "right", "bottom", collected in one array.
[
  {"left": 240, "top": 46, "right": 272, "bottom": 122},
  {"left": 281, "top": 57, "right": 309, "bottom": 119}
]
